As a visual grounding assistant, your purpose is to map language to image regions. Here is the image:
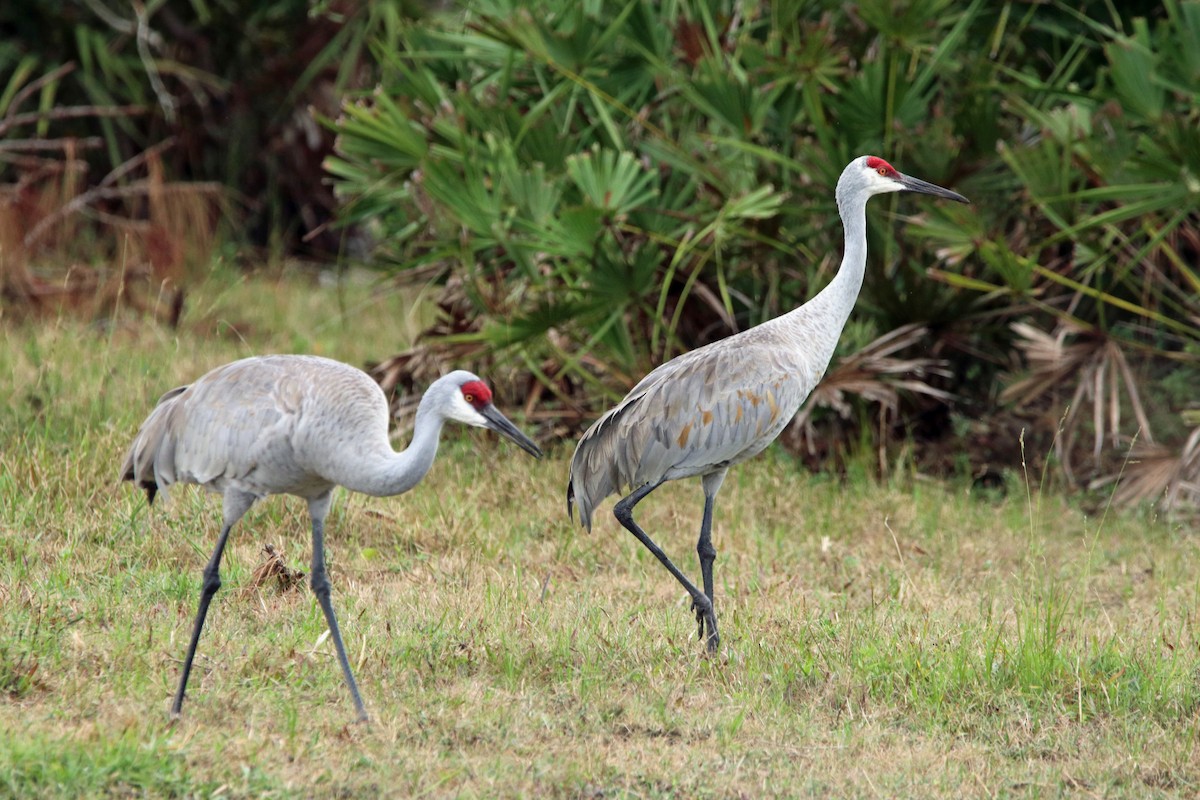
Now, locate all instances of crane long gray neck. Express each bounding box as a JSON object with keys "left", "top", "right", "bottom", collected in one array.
[
  {"left": 777, "top": 189, "right": 869, "bottom": 360},
  {"left": 345, "top": 388, "right": 448, "bottom": 498}
]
